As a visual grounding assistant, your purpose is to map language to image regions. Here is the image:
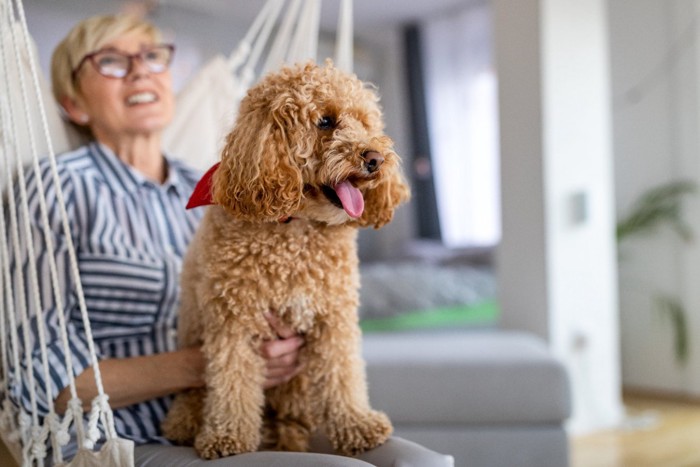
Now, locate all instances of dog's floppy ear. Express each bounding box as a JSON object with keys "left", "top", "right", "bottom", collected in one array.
[
  {"left": 211, "top": 101, "right": 306, "bottom": 222},
  {"left": 358, "top": 153, "right": 411, "bottom": 229}
]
